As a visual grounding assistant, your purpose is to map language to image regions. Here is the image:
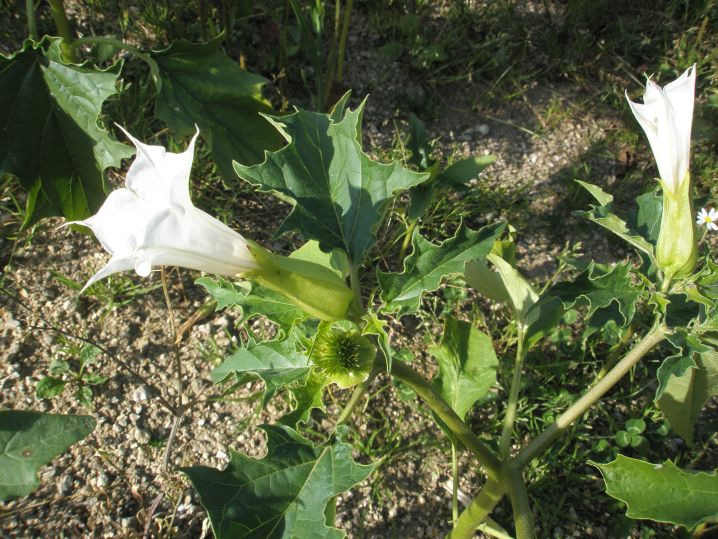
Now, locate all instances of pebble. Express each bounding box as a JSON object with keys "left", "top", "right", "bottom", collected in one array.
[
  {"left": 95, "top": 472, "right": 110, "bottom": 488},
  {"left": 131, "top": 385, "right": 149, "bottom": 401},
  {"left": 133, "top": 428, "right": 151, "bottom": 444},
  {"left": 56, "top": 474, "right": 73, "bottom": 495}
]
